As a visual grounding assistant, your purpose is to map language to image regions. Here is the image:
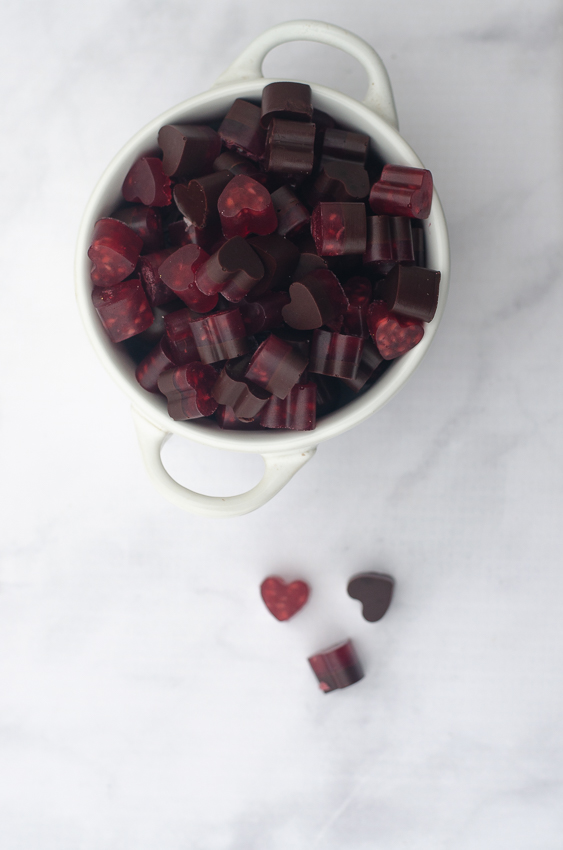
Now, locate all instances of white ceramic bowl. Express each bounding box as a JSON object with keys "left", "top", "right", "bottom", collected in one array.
[{"left": 75, "top": 20, "right": 450, "bottom": 518}]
